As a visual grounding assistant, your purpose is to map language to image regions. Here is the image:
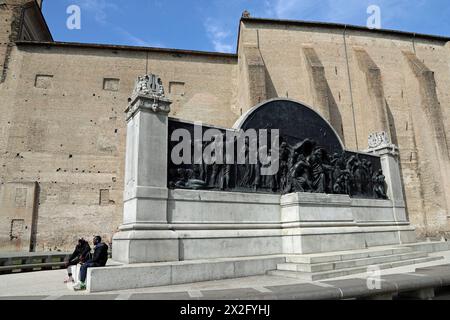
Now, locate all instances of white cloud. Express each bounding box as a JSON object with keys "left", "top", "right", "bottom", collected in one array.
[
  {"left": 212, "top": 41, "right": 234, "bottom": 53},
  {"left": 204, "top": 18, "right": 234, "bottom": 53},
  {"left": 115, "top": 27, "right": 164, "bottom": 48}
]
